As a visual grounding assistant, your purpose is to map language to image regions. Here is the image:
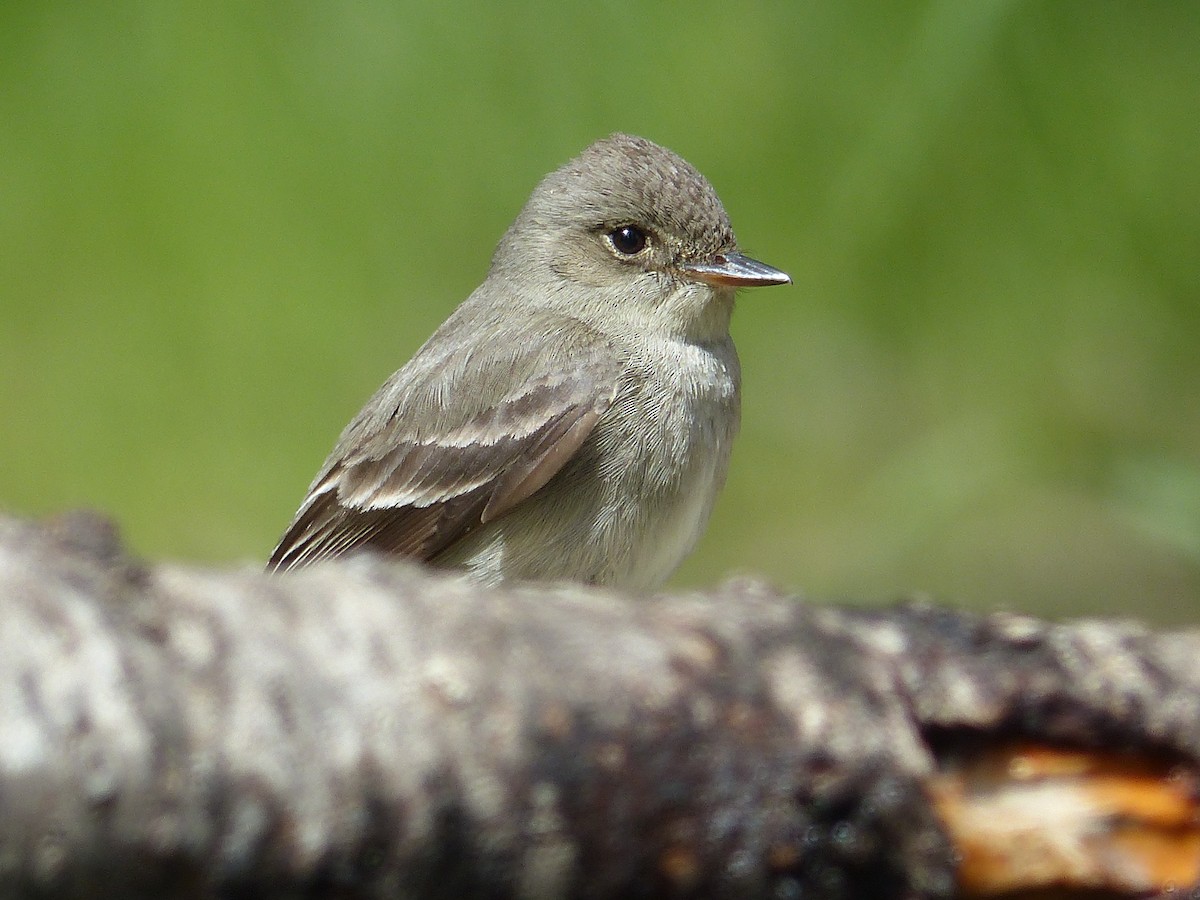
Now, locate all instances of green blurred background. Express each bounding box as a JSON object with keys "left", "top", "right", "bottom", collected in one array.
[{"left": 2, "top": 2, "right": 1197, "bottom": 622}]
